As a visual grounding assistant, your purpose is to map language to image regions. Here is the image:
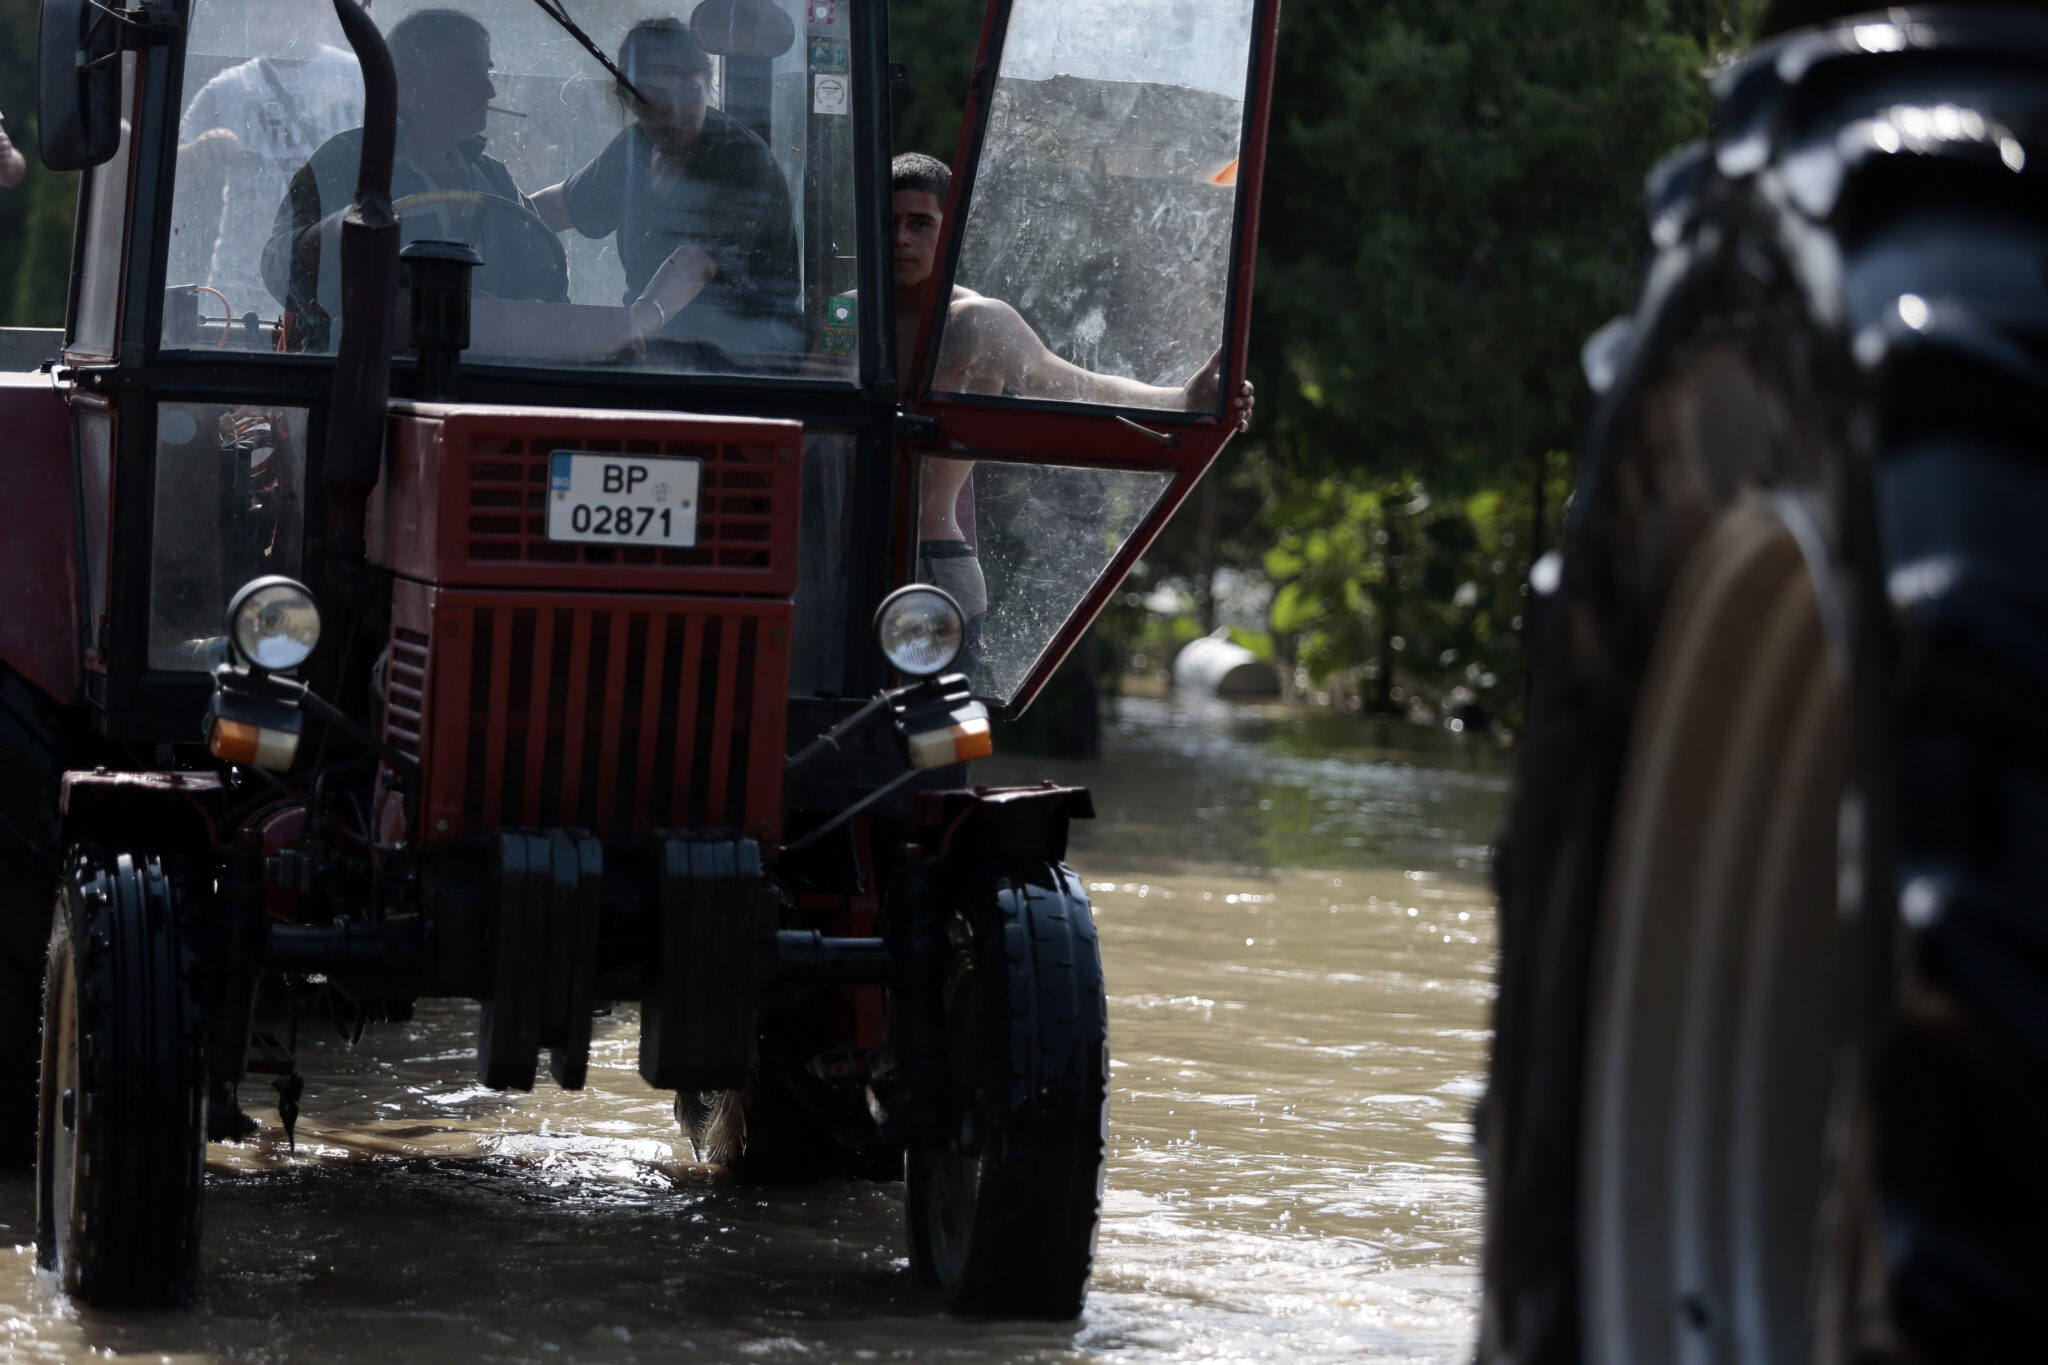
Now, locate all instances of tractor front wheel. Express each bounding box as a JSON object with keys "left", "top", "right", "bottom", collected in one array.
[
  {"left": 37, "top": 850, "right": 207, "bottom": 1306},
  {"left": 906, "top": 860, "right": 1108, "bottom": 1319}
]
